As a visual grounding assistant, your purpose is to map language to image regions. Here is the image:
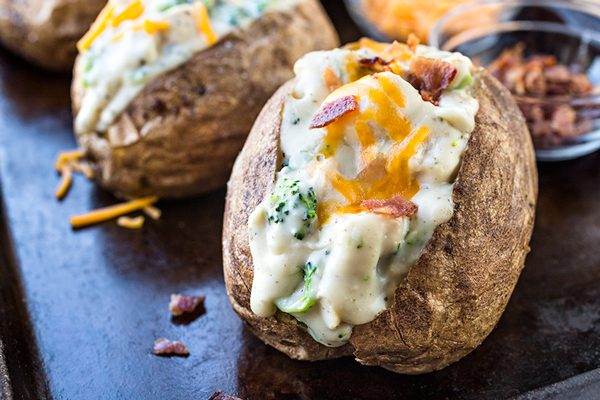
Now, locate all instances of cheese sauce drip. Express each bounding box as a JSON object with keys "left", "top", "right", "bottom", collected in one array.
[
  {"left": 249, "top": 41, "right": 478, "bottom": 347},
  {"left": 76, "top": 0, "right": 300, "bottom": 134}
]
